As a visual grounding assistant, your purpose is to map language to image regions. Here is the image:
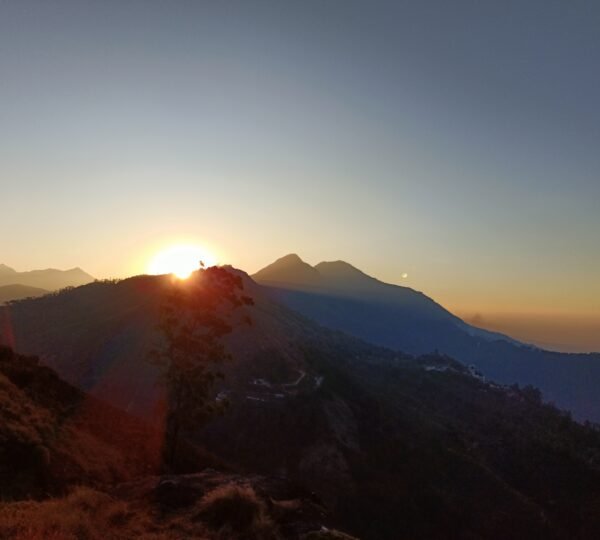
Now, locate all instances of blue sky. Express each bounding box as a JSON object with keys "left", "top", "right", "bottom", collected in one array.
[{"left": 1, "top": 0, "right": 599, "bottom": 317}]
